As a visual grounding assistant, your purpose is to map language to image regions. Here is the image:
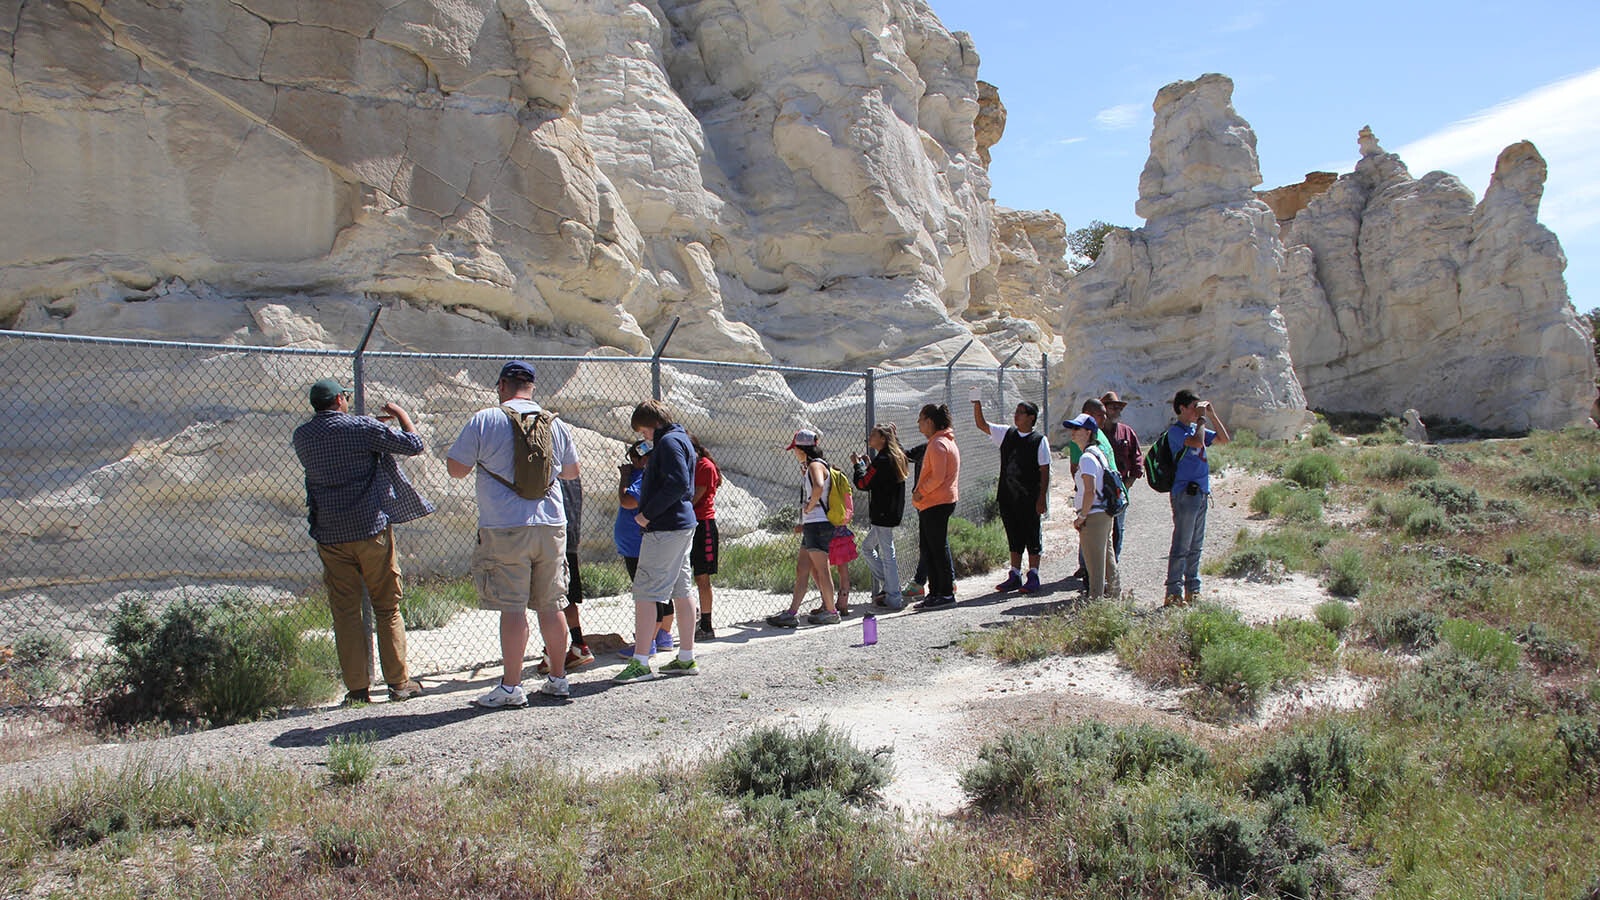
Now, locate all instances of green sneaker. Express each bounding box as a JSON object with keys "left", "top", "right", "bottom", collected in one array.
[
  {"left": 613, "top": 658, "right": 655, "bottom": 684},
  {"left": 660, "top": 658, "right": 699, "bottom": 677}
]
